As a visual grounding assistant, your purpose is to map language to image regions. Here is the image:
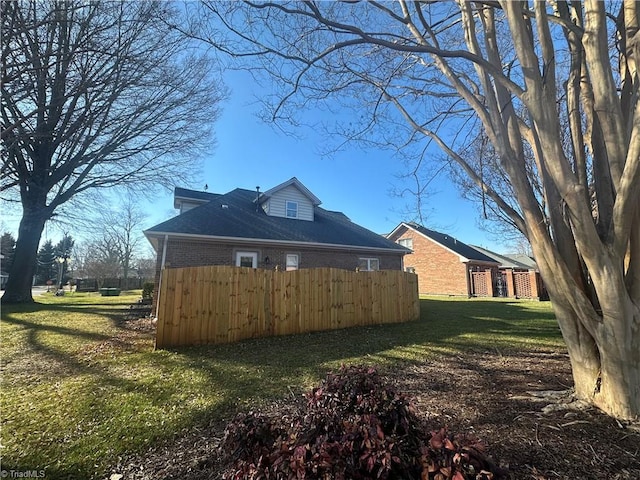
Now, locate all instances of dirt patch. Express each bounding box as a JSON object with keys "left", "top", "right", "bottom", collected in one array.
[
  {"left": 109, "top": 348, "right": 640, "bottom": 479},
  {"left": 80, "top": 315, "right": 156, "bottom": 359}
]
